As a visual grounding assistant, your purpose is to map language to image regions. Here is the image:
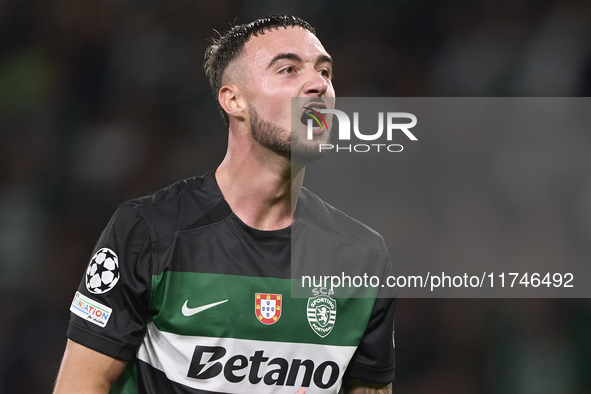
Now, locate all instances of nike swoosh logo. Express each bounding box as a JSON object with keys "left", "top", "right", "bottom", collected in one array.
[{"left": 182, "top": 299, "right": 228, "bottom": 317}]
